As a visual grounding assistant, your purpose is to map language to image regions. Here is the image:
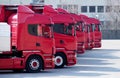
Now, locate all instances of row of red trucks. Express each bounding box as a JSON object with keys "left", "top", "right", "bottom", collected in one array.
[
  {"left": 56, "top": 8, "right": 102, "bottom": 53},
  {"left": 0, "top": 5, "right": 102, "bottom": 73}
]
